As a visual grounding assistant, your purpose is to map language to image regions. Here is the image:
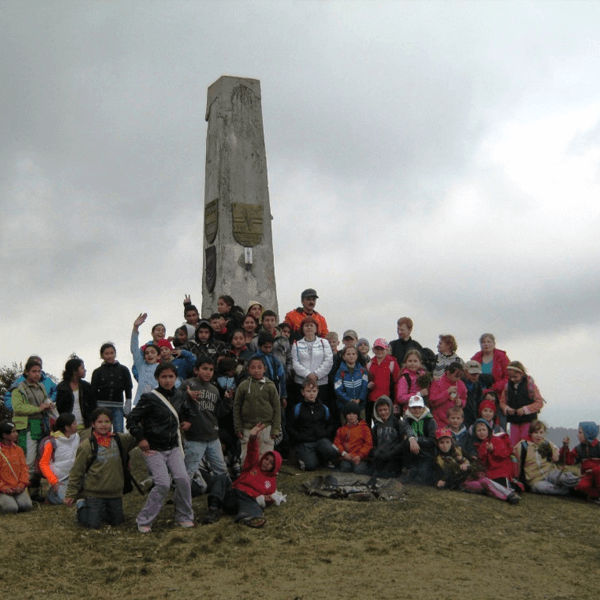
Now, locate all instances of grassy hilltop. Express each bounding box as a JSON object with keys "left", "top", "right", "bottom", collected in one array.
[{"left": 2, "top": 449, "right": 599, "bottom": 600}]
